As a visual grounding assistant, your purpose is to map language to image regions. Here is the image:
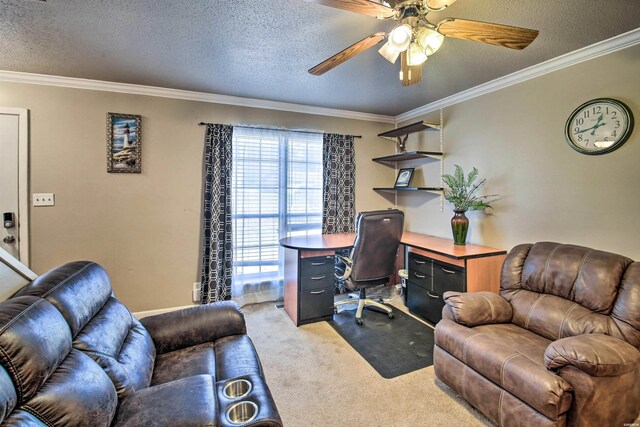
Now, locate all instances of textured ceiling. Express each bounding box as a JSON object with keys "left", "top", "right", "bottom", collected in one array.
[{"left": 0, "top": 0, "right": 639, "bottom": 116}]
